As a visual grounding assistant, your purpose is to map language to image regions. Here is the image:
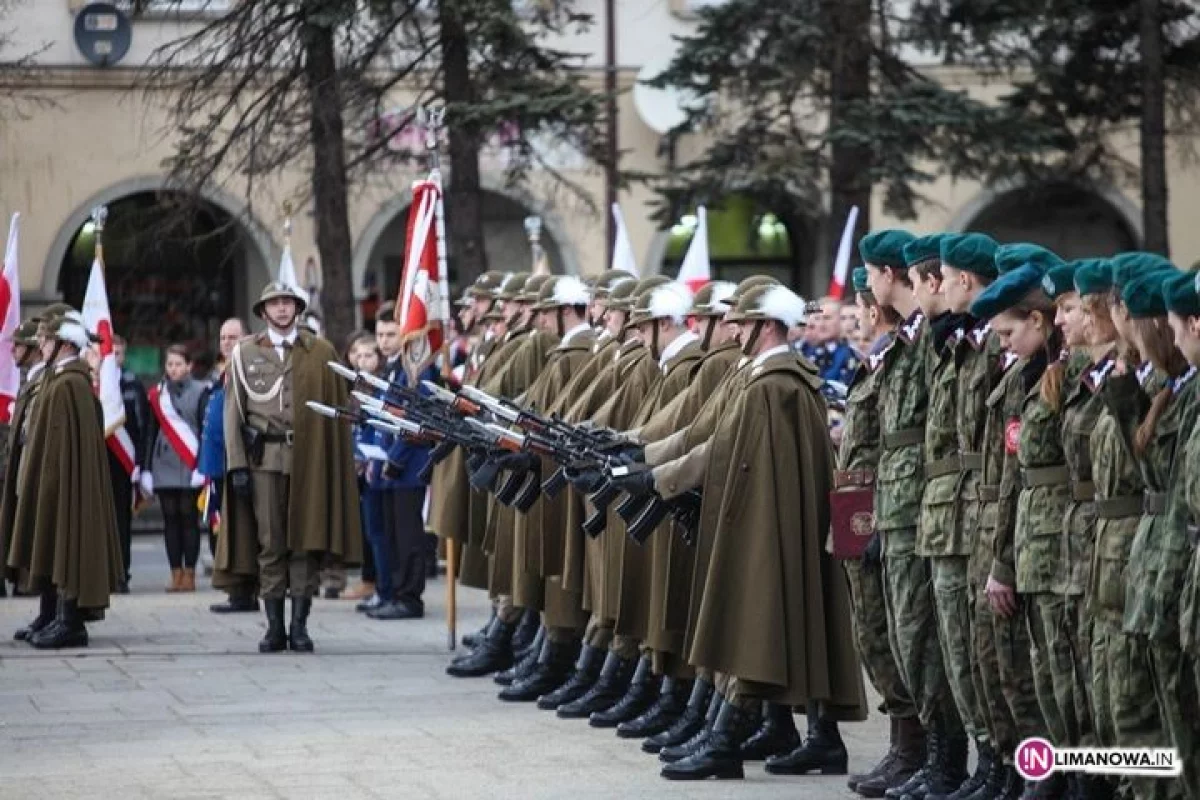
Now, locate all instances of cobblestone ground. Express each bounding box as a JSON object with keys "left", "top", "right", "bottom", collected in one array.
[{"left": 0, "top": 536, "right": 887, "bottom": 799}]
